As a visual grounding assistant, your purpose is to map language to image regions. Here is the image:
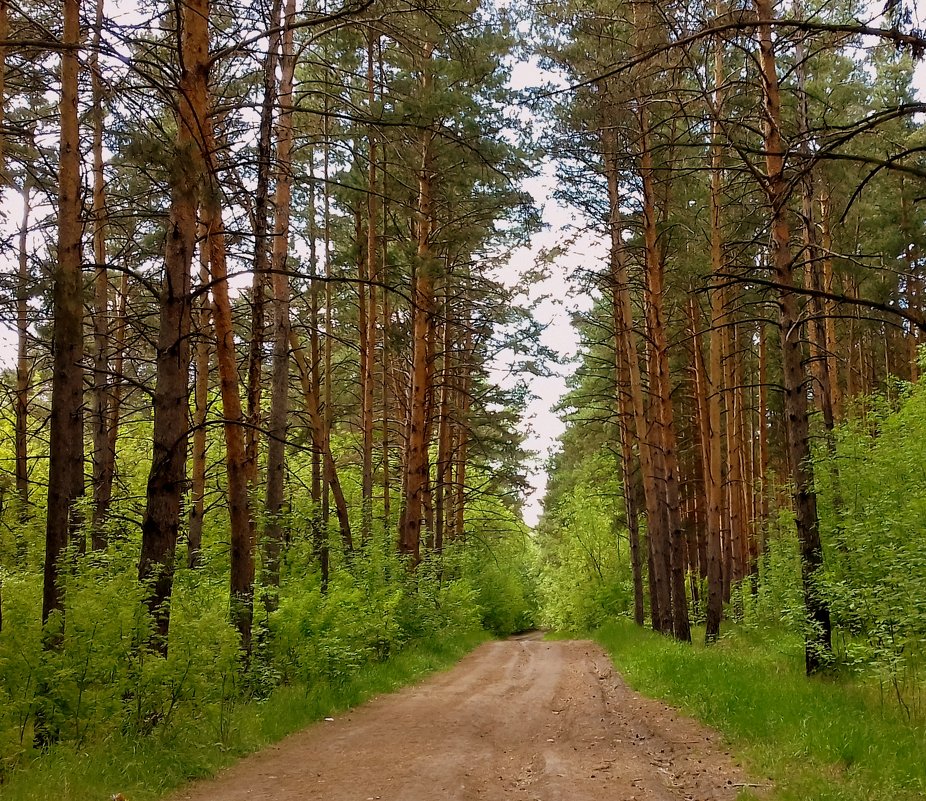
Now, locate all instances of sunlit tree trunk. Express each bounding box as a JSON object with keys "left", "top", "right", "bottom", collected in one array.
[
  {"left": 690, "top": 289, "right": 723, "bottom": 641},
  {"left": 604, "top": 130, "right": 645, "bottom": 626},
  {"left": 704, "top": 29, "right": 727, "bottom": 639},
  {"left": 602, "top": 114, "right": 671, "bottom": 634},
  {"left": 638, "top": 109, "right": 690, "bottom": 642},
  {"left": 399, "top": 51, "right": 436, "bottom": 565},
  {"left": 205, "top": 202, "right": 256, "bottom": 655}
]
